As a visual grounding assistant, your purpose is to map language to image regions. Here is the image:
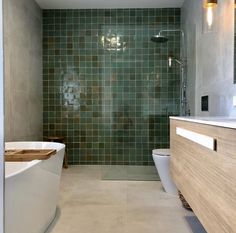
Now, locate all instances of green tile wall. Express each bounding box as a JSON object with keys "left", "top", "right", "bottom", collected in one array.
[{"left": 43, "top": 9, "right": 181, "bottom": 165}]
